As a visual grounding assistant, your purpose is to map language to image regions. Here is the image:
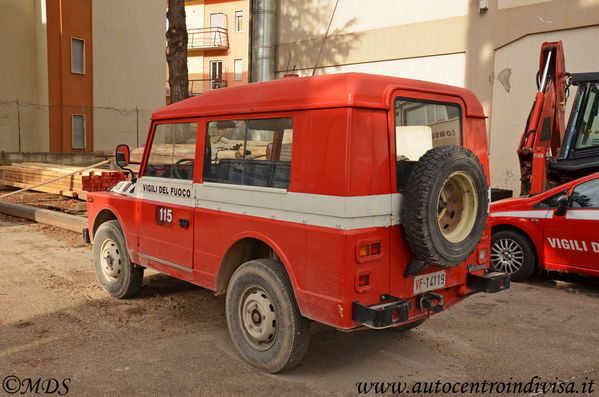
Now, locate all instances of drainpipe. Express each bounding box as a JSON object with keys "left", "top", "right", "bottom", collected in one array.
[{"left": 251, "top": 0, "right": 276, "bottom": 82}]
